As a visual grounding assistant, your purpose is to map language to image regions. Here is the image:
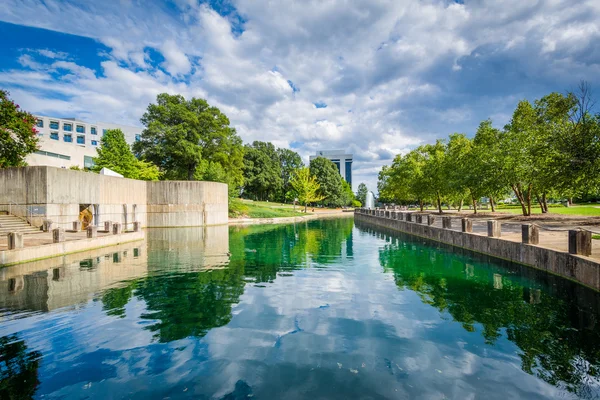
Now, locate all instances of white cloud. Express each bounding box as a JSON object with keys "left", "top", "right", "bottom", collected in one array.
[{"left": 1, "top": 0, "right": 599, "bottom": 191}]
